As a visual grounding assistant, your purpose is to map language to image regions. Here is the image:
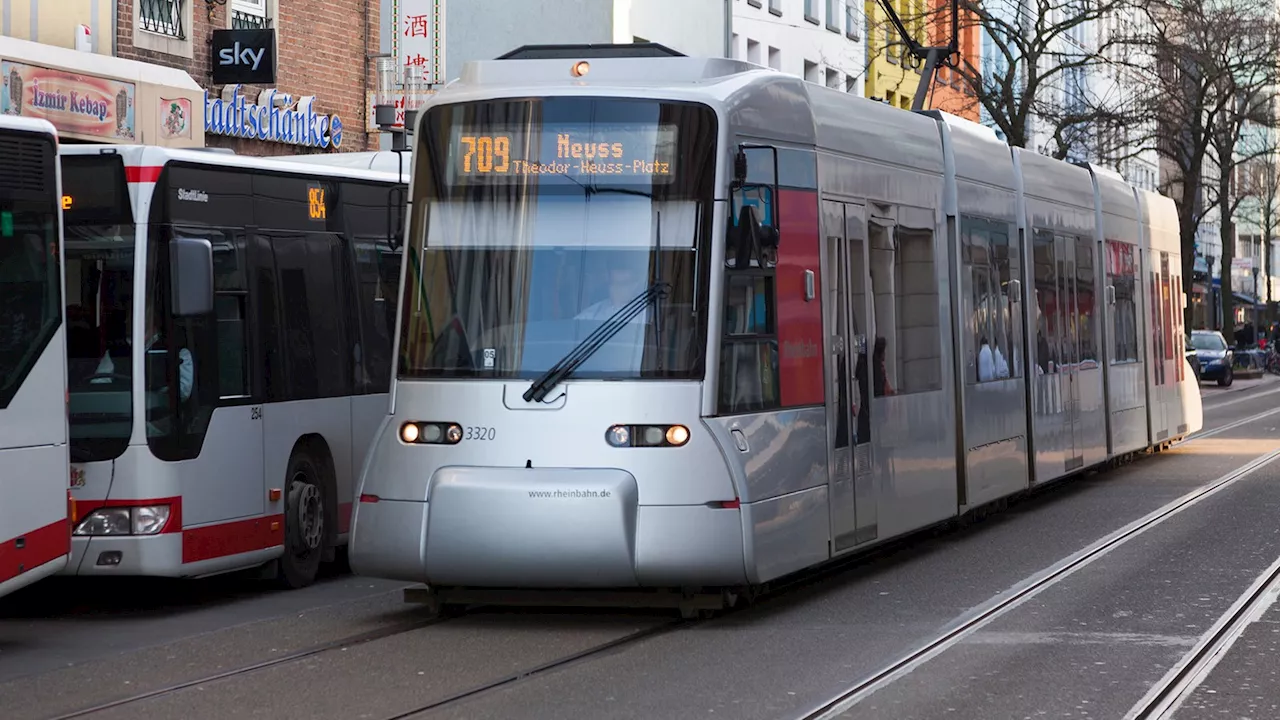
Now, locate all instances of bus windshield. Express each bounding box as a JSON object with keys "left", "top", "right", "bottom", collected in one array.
[
  {"left": 60, "top": 154, "right": 136, "bottom": 462},
  {"left": 398, "top": 96, "right": 718, "bottom": 381},
  {"left": 0, "top": 129, "right": 61, "bottom": 411}
]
